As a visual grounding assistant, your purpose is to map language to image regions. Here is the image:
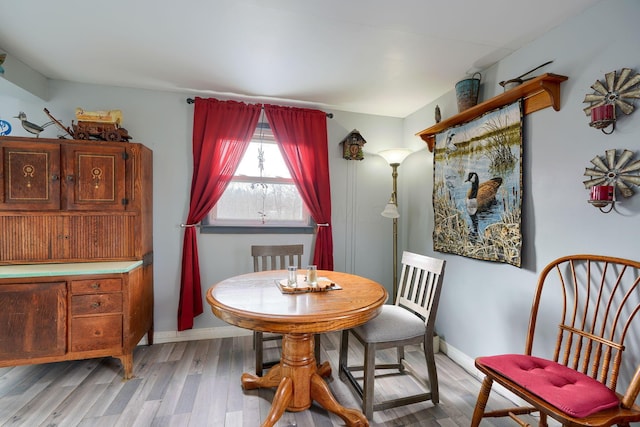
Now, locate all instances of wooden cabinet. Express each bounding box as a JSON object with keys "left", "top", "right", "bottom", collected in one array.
[
  {"left": 0, "top": 137, "right": 153, "bottom": 379},
  {"left": 0, "top": 137, "right": 152, "bottom": 265},
  {"left": 0, "top": 261, "right": 153, "bottom": 379}
]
